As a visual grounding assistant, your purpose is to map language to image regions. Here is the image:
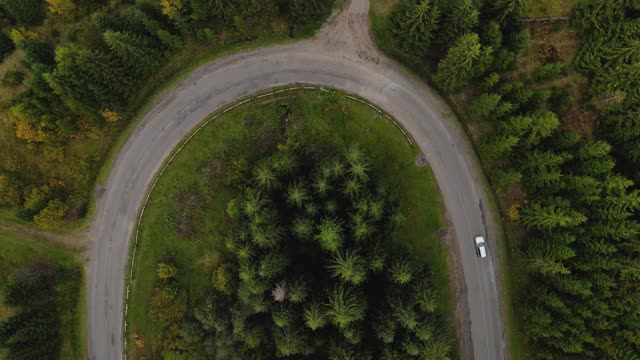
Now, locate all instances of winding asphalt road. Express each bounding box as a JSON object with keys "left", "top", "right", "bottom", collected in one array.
[{"left": 87, "top": 1, "right": 506, "bottom": 359}]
